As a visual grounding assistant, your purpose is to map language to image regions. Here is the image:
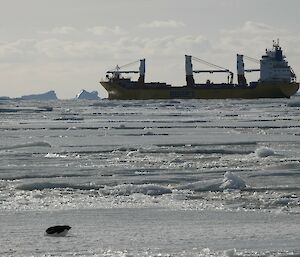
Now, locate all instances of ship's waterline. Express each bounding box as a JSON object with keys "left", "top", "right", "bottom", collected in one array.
[{"left": 101, "top": 81, "right": 299, "bottom": 100}]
